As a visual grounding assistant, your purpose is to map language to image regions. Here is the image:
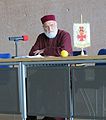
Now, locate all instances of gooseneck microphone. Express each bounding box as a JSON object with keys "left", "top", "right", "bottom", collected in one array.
[{"left": 8, "top": 35, "right": 28, "bottom": 41}]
